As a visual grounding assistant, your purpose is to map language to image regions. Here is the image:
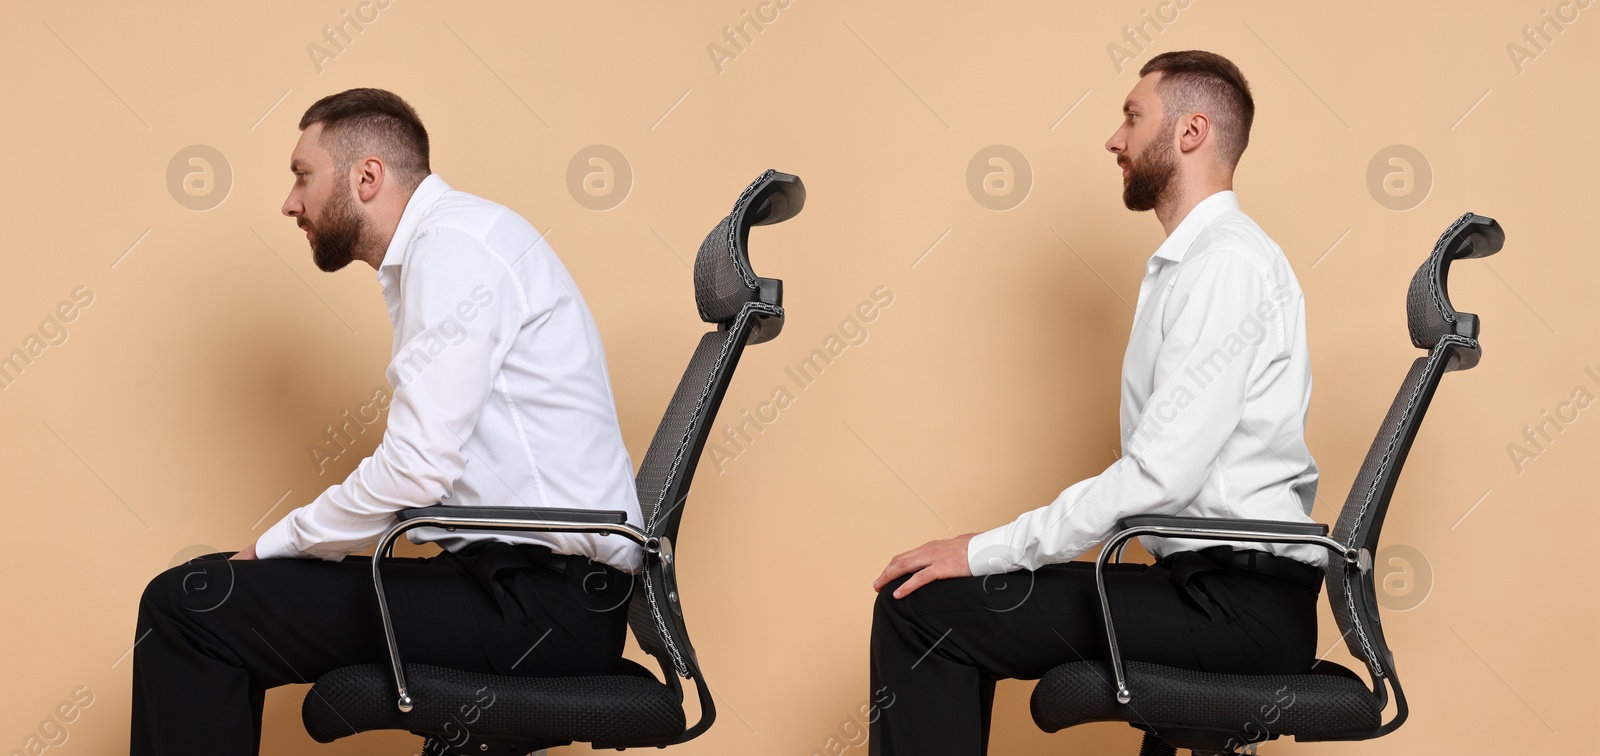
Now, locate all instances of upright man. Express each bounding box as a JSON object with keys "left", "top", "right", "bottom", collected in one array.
[
  {"left": 132, "top": 88, "right": 642, "bottom": 755},
  {"left": 869, "top": 51, "right": 1327, "bottom": 754}
]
